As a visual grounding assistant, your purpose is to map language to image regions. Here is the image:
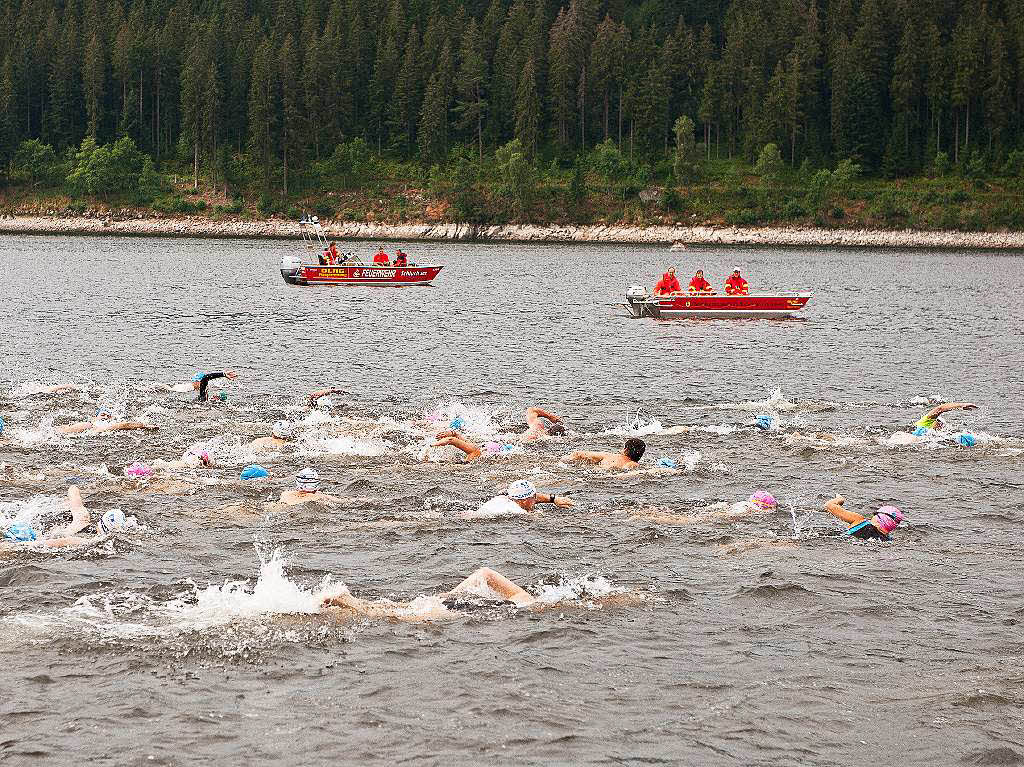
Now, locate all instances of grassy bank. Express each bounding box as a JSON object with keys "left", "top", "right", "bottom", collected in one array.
[{"left": 3, "top": 151, "right": 1023, "bottom": 234}]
